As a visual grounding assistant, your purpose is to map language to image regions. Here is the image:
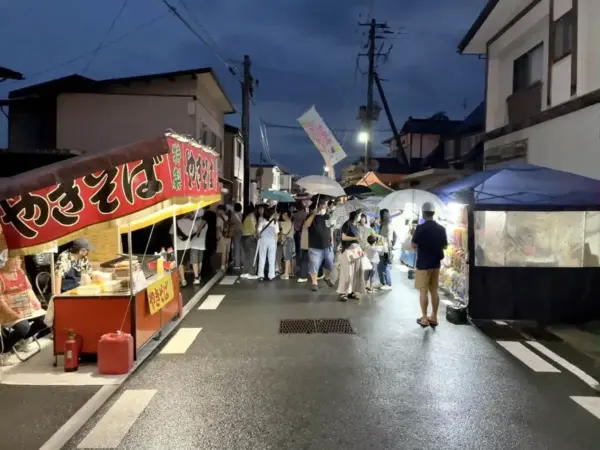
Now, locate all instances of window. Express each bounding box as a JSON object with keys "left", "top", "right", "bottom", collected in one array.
[
  {"left": 552, "top": 10, "right": 574, "bottom": 62},
  {"left": 513, "top": 44, "right": 543, "bottom": 92},
  {"left": 236, "top": 139, "right": 242, "bottom": 158}
]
